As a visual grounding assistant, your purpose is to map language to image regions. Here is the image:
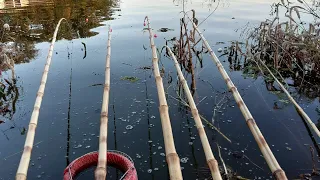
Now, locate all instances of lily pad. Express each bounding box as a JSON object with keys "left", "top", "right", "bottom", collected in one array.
[{"left": 121, "top": 76, "right": 139, "bottom": 83}]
